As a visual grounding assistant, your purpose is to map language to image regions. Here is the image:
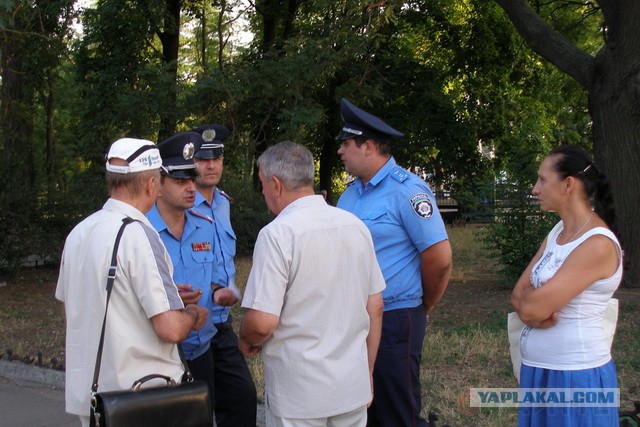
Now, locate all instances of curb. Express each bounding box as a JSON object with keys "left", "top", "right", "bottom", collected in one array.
[{"left": 0, "top": 359, "right": 65, "bottom": 388}]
